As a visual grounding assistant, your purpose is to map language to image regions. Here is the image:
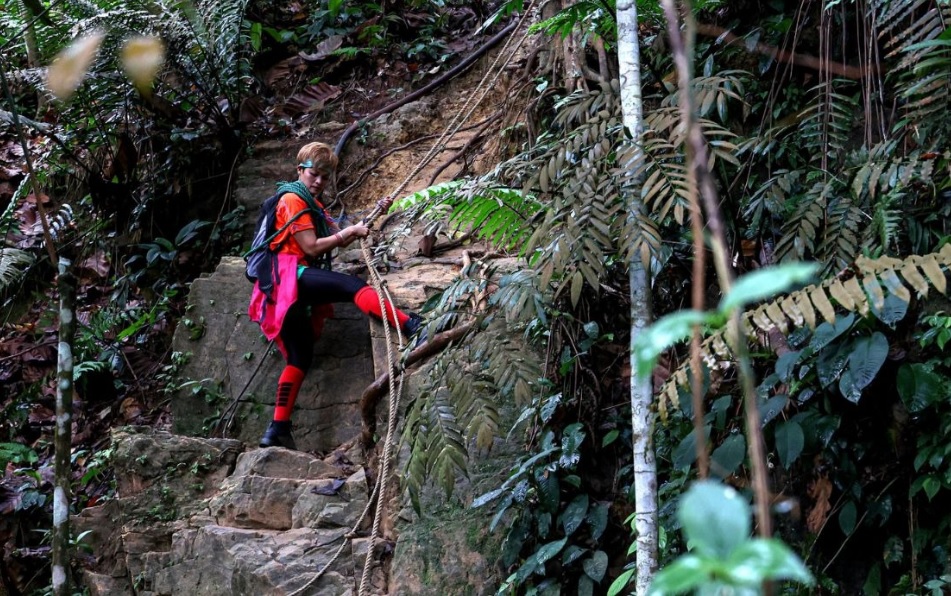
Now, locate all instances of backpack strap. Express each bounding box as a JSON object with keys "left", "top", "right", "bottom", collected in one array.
[
  {"left": 243, "top": 193, "right": 333, "bottom": 270},
  {"left": 242, "top": 207, "right": 310, "bottom": 259}
]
